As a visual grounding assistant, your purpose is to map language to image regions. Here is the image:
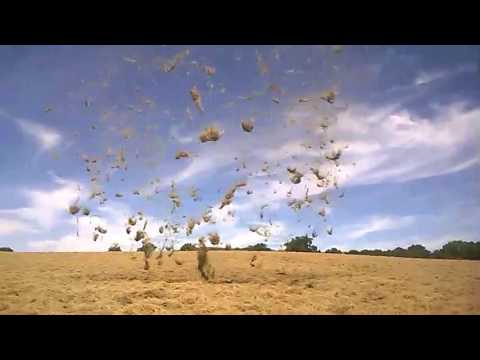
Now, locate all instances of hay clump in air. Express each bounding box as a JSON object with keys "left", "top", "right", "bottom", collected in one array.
[
  {"left": 115, "top": 149, "right": 127, "bottom": 170},
  {"left": 219, "top": 181, "right": 247, "bottom": 209},
  {"left": 142, "top": 242, "right": 156, "bottom": 258},
  {"left": 197, "top": 237, "right": 215, "bottom": 281},
  {"left": 320, "top": 90, "right": 336, "bottom": 104},
  {"left": 202, "top": 208, "right": 213, "bottom": 223},
  {"left": 68, "top": 205, "right": 80, "bottom": 215},
  {"left": 325, "top": 149, "right": 342, "bottom": 161},
  {"left": 199, "top": 126, "right": 222, "bottom": 143},
  {"left": 190, "top": 187, "right": 199, "bottom": 201},
  {"left": 175, "top": 151, "right": 190, "bottom": 160},
  {"left": 142, "top": 241, "right": 155, "bottom": 270},
  {"left": 256, "top": 52, "right": 269, "bottom": 76},
  {"left": 311, "top": 168, "right": 326, "bottom": 180},
  {"left": 135, "top": 230, "right": 145, "bottom": 242},
  {"left": 161, "top": 49, "right": 190, "bottom": 73},
  {"left": 287, "top": 167, "right": 303, "bottom": 184},
  {"left": 190, "top": 85, "right": 204, "bottom": 112},
  {"left": 186, "top": 218, "right": 200, "bottom": 236},
  {"left": 241, "top": 119, "right": 254, "bottom": 133},
  {"left": 203, "top": 65, "right": 216, "bottom": 76},
  {"left": 208, "top": 232, "right": 220, "bottom": 246},
  {"left": 288, "top": 199, "right": 309, "bottom": 212},
  {"left": 168, "top": 182, "right": 181, "bottom": 211},
  {"left": 95, "top": 226, "right": 107, "bottom": 234},
  {"left": 298, "top": 97, "right": 312, "bottom": 103}
]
